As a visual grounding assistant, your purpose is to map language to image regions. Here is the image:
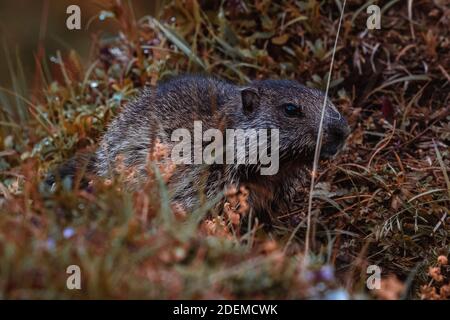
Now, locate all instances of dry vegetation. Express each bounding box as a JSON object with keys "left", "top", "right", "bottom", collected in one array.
[{"left": 0, "top": 0, "right": 449, "bottom": 299}]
